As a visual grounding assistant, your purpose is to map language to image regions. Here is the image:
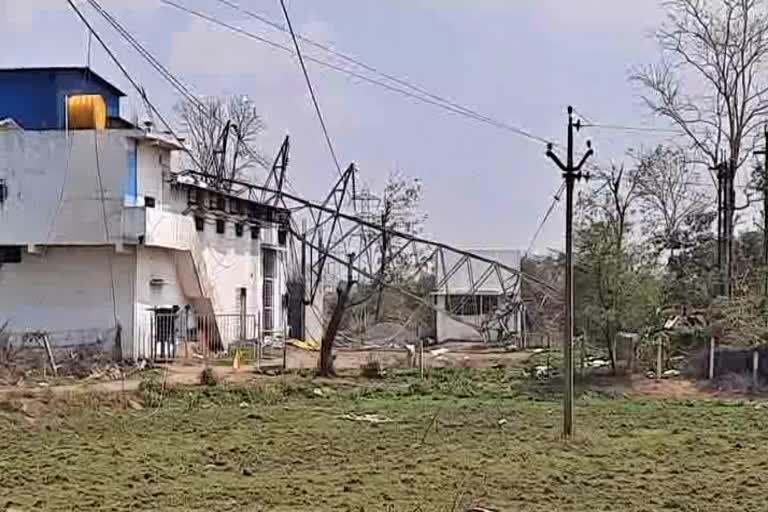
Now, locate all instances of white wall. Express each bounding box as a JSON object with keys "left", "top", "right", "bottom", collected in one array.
[
  {"left": 433, "top": 249, "right": 524, "bottom": 342},
  {"left": 0, "top": 246, "right": 135, "bottom": 351},
  {"left": 132, "top": 245, "right": 195, "bottom": 359},
  {"left": 0, "top": 129, "right": 289, "bottom": 355},
  {"left": 142, "top": 172, "right": 288, "bottom": 339},
  {"left": 137, "top": 142, "right": 168, "bottom": 205},
  {"left": 0, "top": 130, "right": 143, "bottom": 245},
  {"left": 434, "top": 295, "right": 484, "bottom": 342}
]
